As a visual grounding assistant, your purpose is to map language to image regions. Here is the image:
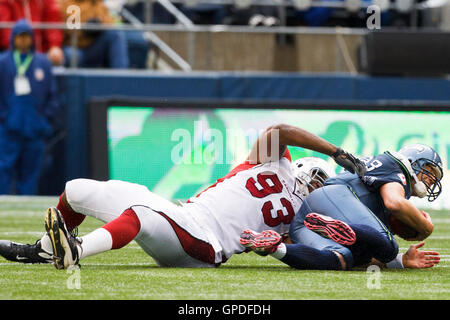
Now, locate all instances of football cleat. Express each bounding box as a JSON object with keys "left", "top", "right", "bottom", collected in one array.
[
  {"left": 44, "top": 207, "right": 81, "bottom": 270},
  {"left": 0, "top": 239, "right": 53, "bottom": 264},
  {"left": 240, "top": 229, "right": 282, "bottom": 255},
  {"left": 304, "top": 213, "right": 356, "bottom": 246}
]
